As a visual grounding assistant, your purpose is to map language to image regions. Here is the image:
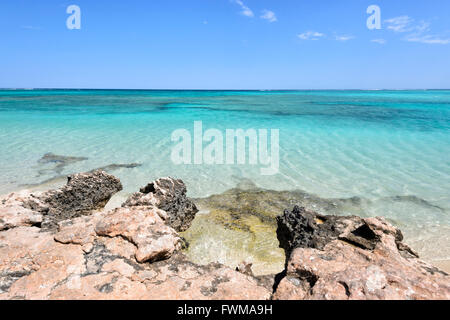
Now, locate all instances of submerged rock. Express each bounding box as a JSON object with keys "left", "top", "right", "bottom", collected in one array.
[
  {"left": 184, "top": 186, "right": 372, "bottom": 276},
  {"left": 37, "top": 153, "right": 88, "bottom": 176},
  {"left": 273, "top": 206, "right": 450, "bottom": 300},
  {"left": 92, "top": 163, "right": 142, "bottom": 172},
  {"left": 38, "top": 153, "right": 88, "bottom": 165},
  {"left": 123, "top": 177, "right": 198, "bottom": 232},
  {"left": 184, "top": 183, "right": 450, "bottom": 276}
]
